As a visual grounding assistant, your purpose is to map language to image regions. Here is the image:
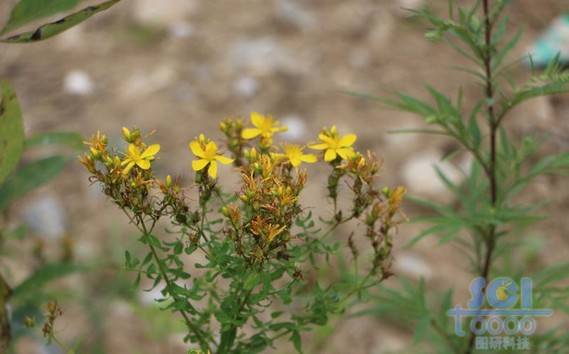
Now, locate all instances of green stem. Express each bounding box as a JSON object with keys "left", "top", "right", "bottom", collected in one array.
[
  {"left": 466, "top": 0, "right": 499, "bottom": 352},
  {"left": 147, "top": 240, "right": 211, "bottom": 352},
  {"left": 217, "top": 284, "right": 254, "bottom": 353},
  {"left": 134, "top": 213, "right": 211, "bottom": 352}
]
